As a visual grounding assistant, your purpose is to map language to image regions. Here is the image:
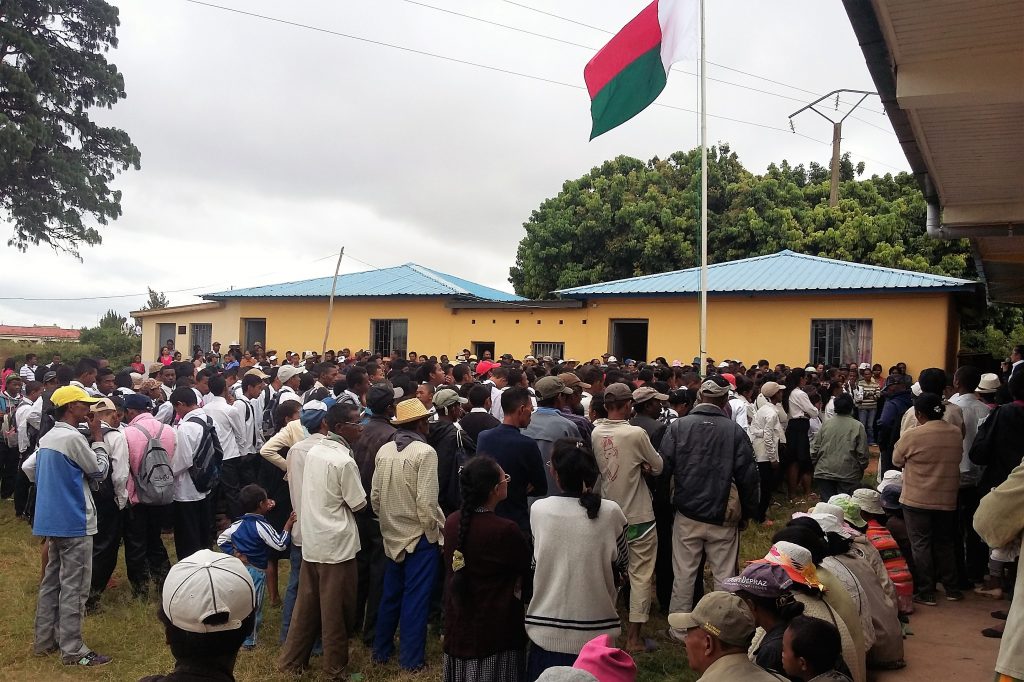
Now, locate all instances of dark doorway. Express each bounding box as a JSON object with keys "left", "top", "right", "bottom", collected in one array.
[
  {"left": 473, "top": 341, "right": 495, "bottom": 361},
  {"left": 609, "top": 320, "right": 649, "bottom": 362}
]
